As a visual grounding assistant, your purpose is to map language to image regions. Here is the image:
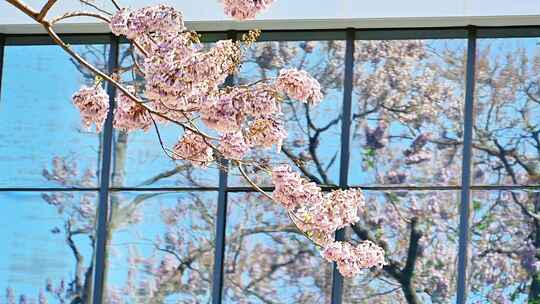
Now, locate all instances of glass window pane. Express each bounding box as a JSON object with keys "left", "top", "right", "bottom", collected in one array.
[
  {"left": 0, "top": 44, "right": 108, "bottom": 188},
  {"left": 344, "top": 191, "right": 459, "bottom": 303},
  {"left": 0, "top": 192, "right": 96, "bottom": 303},
  {"left": 110, "top": 43, "right": 221, "bottom": 188},
  {"left": 473, "top": 38, "right": 540, "bottom": 186},
  {"left": 228, "top": 39, "right": 345, "bottom": 187},
  {"left": 223, "top": 192, "right": 332, "bottom": 303},
  {"left": 105, "top": 191, "right": 217, "bottom": 303},
  {"left": 468, "top": 190, "right": 540, "bottom": 303},
  {"left": 349, "top": 39, "right": 466, "bottom": 186}
]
